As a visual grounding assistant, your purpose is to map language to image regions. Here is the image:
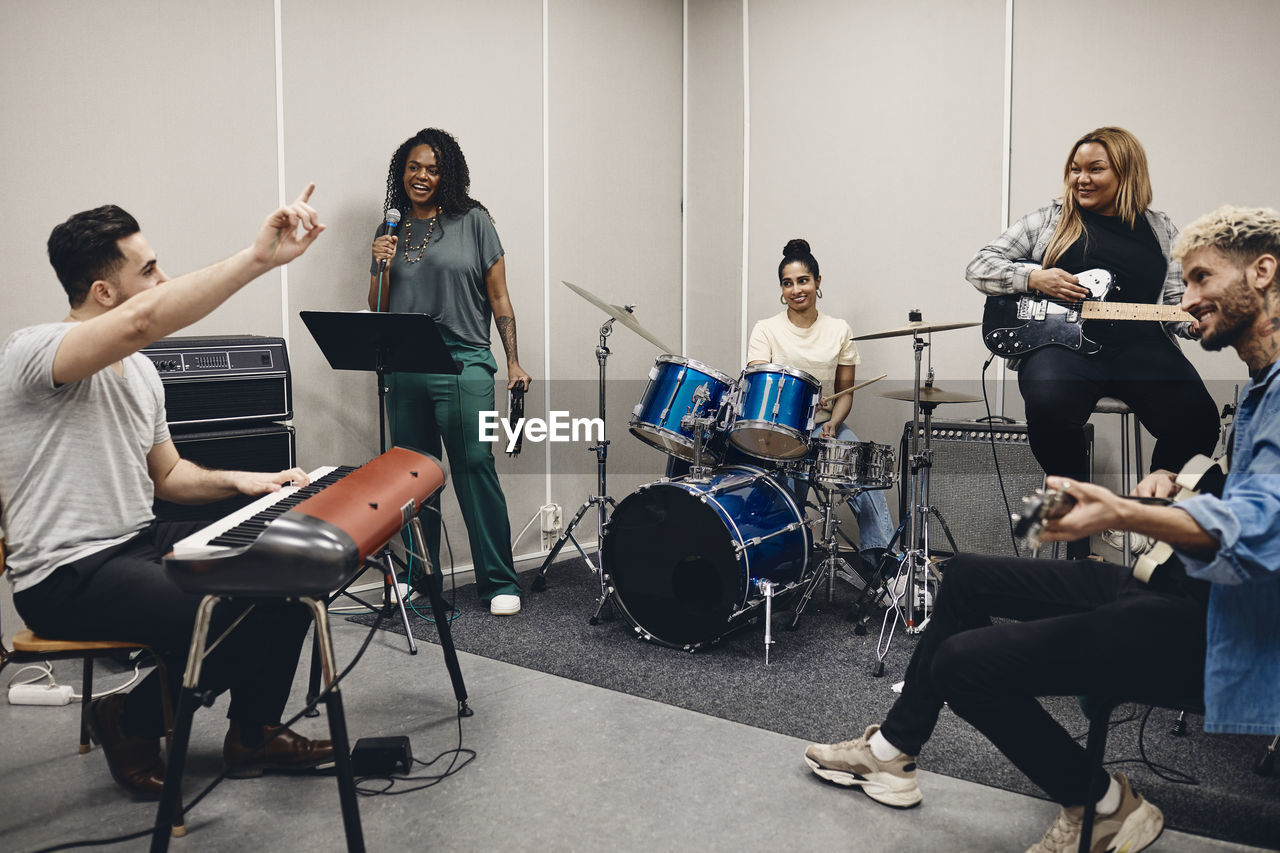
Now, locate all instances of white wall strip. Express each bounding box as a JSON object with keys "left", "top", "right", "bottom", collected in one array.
[
  {"left": 273, "top": 0, "right": 290, "bottom": 350},
  {"left": 542, "top": 0, "right": 553, "bottom": 505},
  {"left": 996, "top": 0, "right": 1015, "bottom": 414},
  {"left": 739, "top": 0, "right": 751, "bottom": 365},
  {"left": 681, "top": 0, "right": 689, "bottom": 356}
]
